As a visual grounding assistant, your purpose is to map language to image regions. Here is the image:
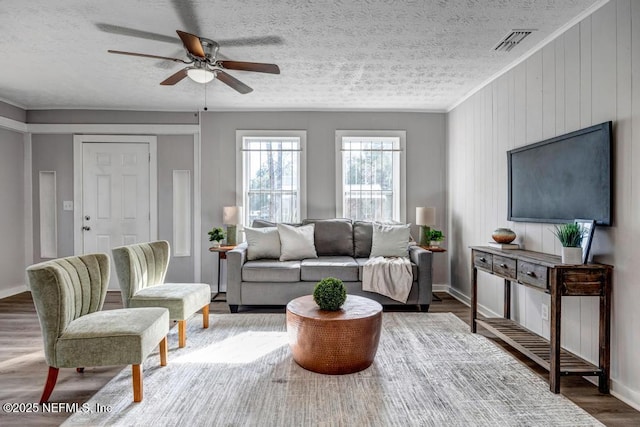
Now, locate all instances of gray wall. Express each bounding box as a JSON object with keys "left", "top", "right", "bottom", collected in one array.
[
  {"left": 448, "top": 0, "right": 639, "bottom": 408},
  {"left": 0, "top": 127, "right": 25, "bottom": 296},
  {"left": 31, "top": 134, "right": 74, "bottom": 263},
  {"left": 199, "top": 111, "right": 447, "bottom": 287},
  {"left": 158, "top": 135, "right": 195, "bottom": 282}
]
